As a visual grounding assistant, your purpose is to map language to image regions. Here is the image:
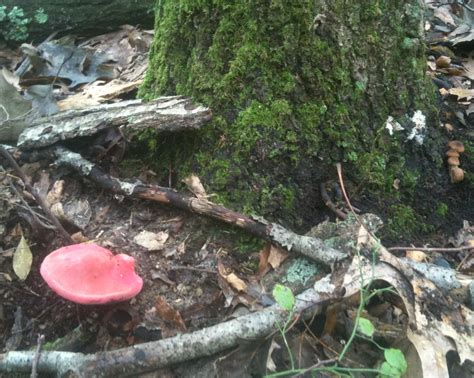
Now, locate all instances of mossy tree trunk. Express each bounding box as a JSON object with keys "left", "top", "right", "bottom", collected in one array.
[
  {"left": 1, "top": 0, "right": 154, "bottom": 44},
  {"left": 140, "top": 1, "right": 443, "bottom": 236}
]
